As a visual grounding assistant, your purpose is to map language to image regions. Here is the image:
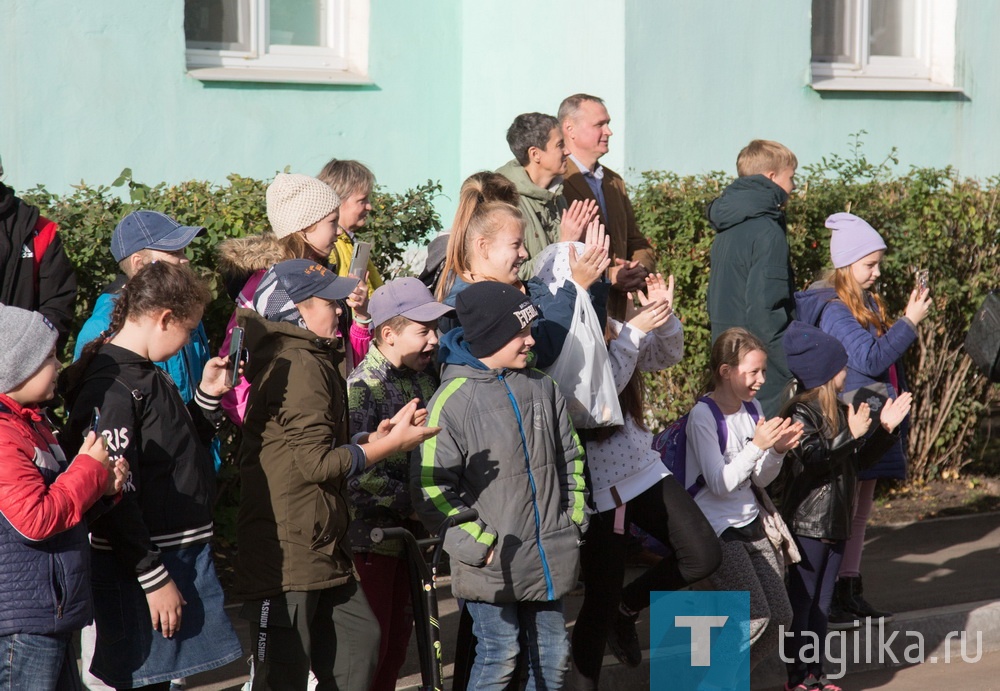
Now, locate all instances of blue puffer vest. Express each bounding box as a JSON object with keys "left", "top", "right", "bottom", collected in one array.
[{"left": 0, "top": 402, "right": 94, "bottom": 636}]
